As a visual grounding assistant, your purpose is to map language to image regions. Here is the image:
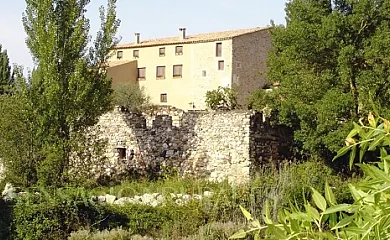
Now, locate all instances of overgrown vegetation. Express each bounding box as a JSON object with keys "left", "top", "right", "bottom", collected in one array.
[
  {"left": 112, "top": 83, "right": 150, "bottom": 112},
  {"left": 251, "top": 0, "right": 390, "bottom": 160},
  {"left": 205, "top": 86, "right": 238, "bottom": 110}
]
